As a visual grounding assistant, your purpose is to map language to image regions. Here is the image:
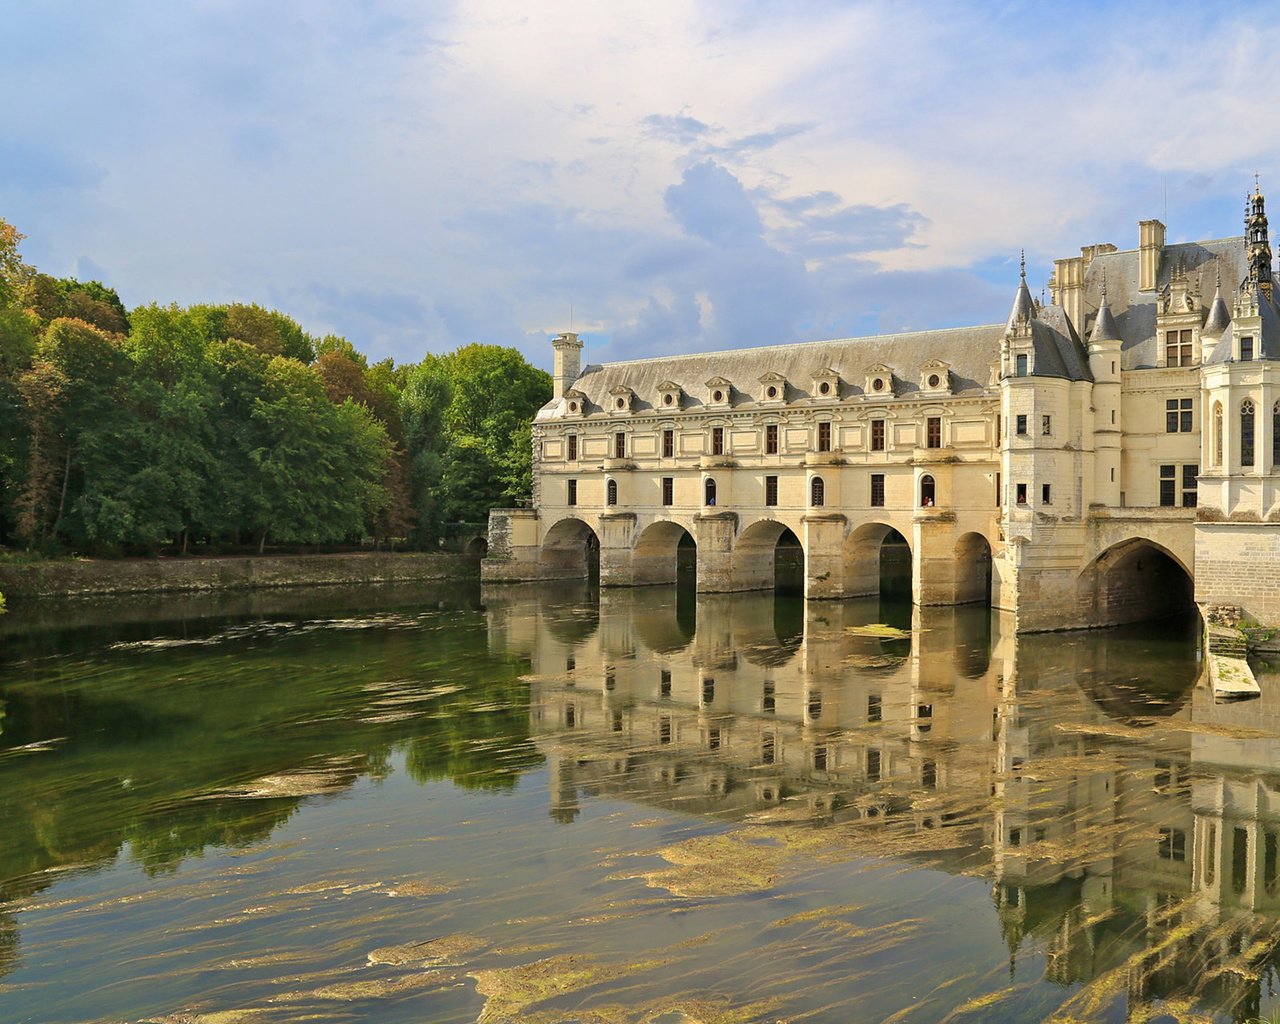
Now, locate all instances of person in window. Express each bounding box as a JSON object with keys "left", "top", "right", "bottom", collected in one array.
[{"left": 922, "top": 496, "right": 933, "bottom": 507}]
